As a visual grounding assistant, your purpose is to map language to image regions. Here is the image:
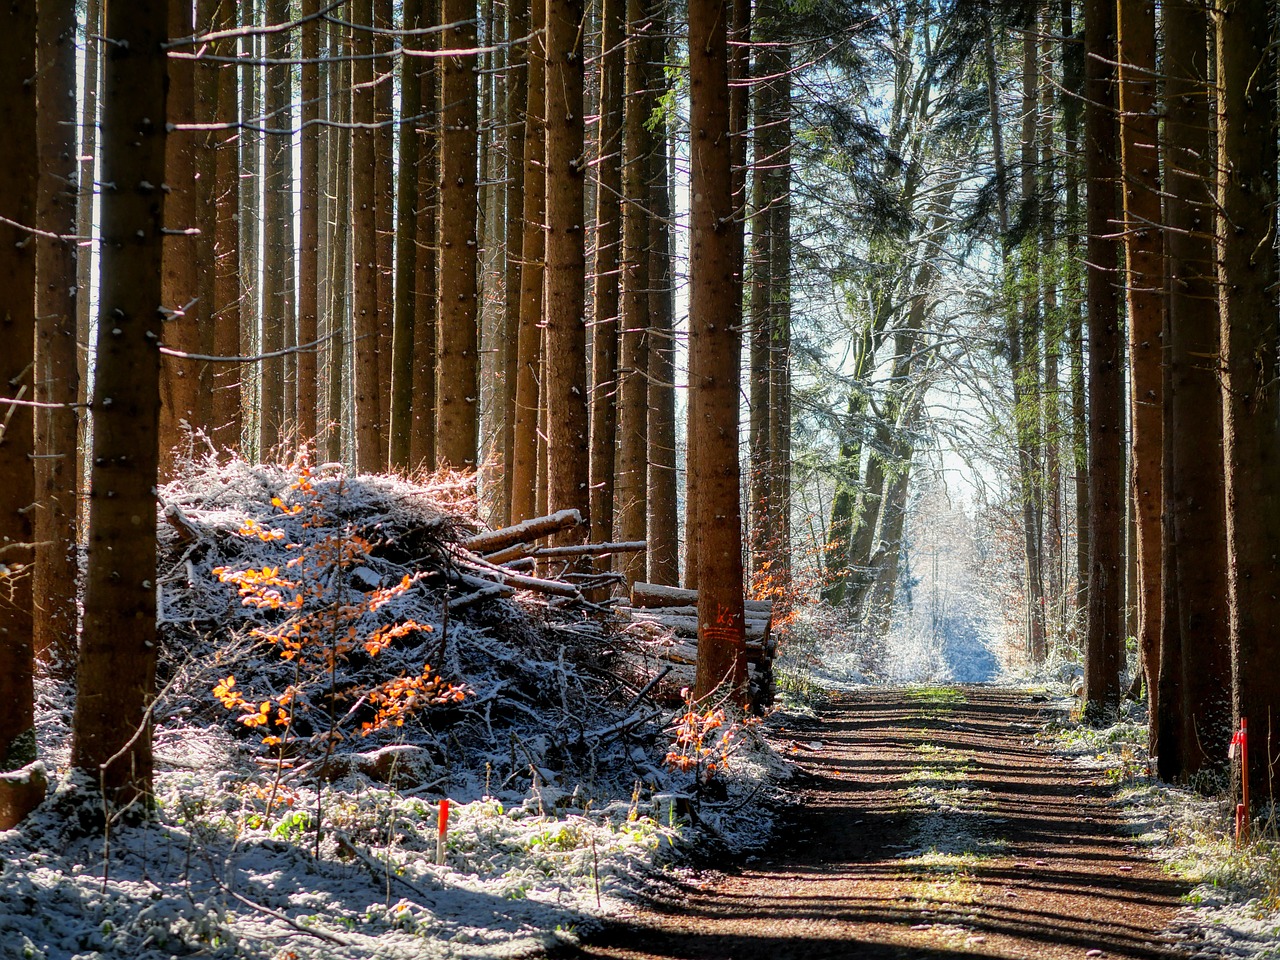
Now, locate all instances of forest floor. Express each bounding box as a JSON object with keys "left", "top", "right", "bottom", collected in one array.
[{"left": 558, "top": 686, "right": 1195, "bottom": 960}]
